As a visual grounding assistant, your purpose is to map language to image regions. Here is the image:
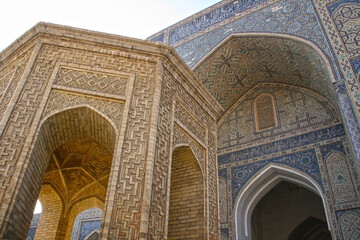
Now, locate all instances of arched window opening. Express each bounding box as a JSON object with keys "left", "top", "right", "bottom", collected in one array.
[
  {"left": 70, "top": 207, "right": 103, "bottom": 240},
  {"left": 254, "top": 93, "right": 278, "bottom": 131}
]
